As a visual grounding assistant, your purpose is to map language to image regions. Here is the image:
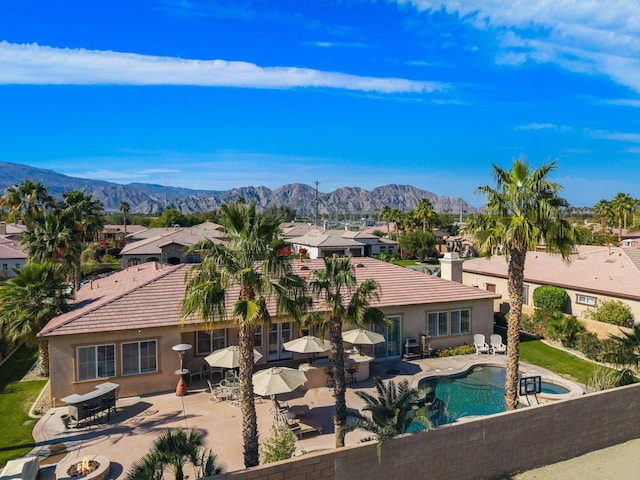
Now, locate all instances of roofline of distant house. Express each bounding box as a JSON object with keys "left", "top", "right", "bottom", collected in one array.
[{"left": 462, "top": 267, "right": 640, "bottom": 302}]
